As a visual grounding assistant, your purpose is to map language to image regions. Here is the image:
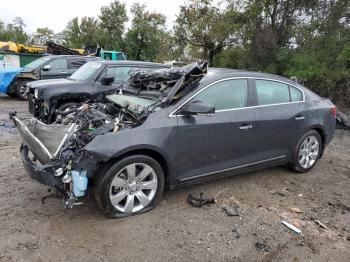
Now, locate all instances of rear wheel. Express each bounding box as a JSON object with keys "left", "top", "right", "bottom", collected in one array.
[
  {"left": 291, "top": 130, "right": 322, "bottom": 173},
  {"left": 94, "top": 155, "right": 165, "bottom": 218}
]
